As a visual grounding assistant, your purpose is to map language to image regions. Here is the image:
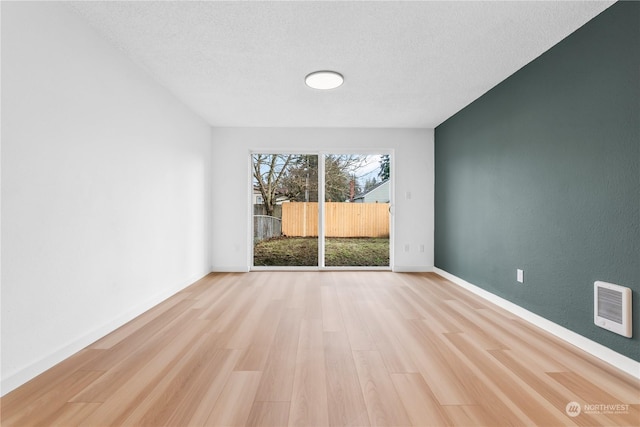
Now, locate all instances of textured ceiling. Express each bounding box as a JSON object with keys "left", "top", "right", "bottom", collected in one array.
[{"left": 68, "top": 1, "right": 614, "bottom": 128}]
